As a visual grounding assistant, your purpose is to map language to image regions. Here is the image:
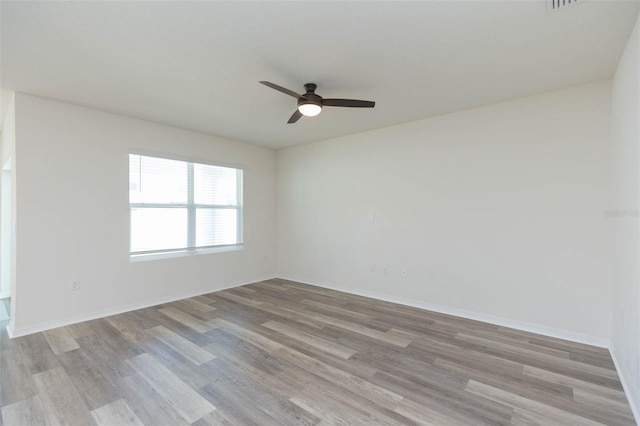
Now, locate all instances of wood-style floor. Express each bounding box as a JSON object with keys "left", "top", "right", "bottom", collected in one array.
[{"left": 0, "top": 279, "right": 635, "bottom": 425}]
